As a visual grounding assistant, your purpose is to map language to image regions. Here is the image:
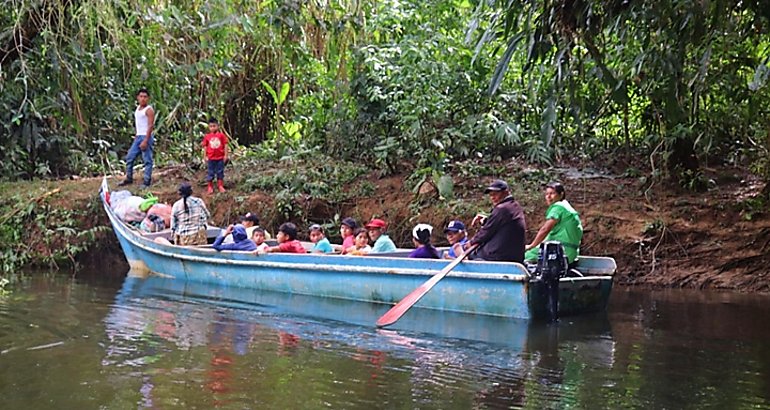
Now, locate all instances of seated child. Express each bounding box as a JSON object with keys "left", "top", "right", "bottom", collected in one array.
[
  {"left": 258, "top": 222, "right": 306, "bottom": 254},
  {"left": 252, "top": 227, "right": 270, "bottom": 253},
  {"left": 409, "top": 223, "right": 440, "bottom": 259},
  {"left": 223, "top": 212, "right": 266, "bottom": 244},
  {"left": 339, "top": 217, "right": 358, "bottom": 254},
  {"left": 443, "top": 220, "right": 469, "bottom": 259},
  {"left": 213, "top": 224, "right": 257, "bottom": 252},
  {"left": 309, "top": 224, "right": 334, "bottom": 254},
  {"left": 347, "top": 228, "right": 372, "bottom": 255}
]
